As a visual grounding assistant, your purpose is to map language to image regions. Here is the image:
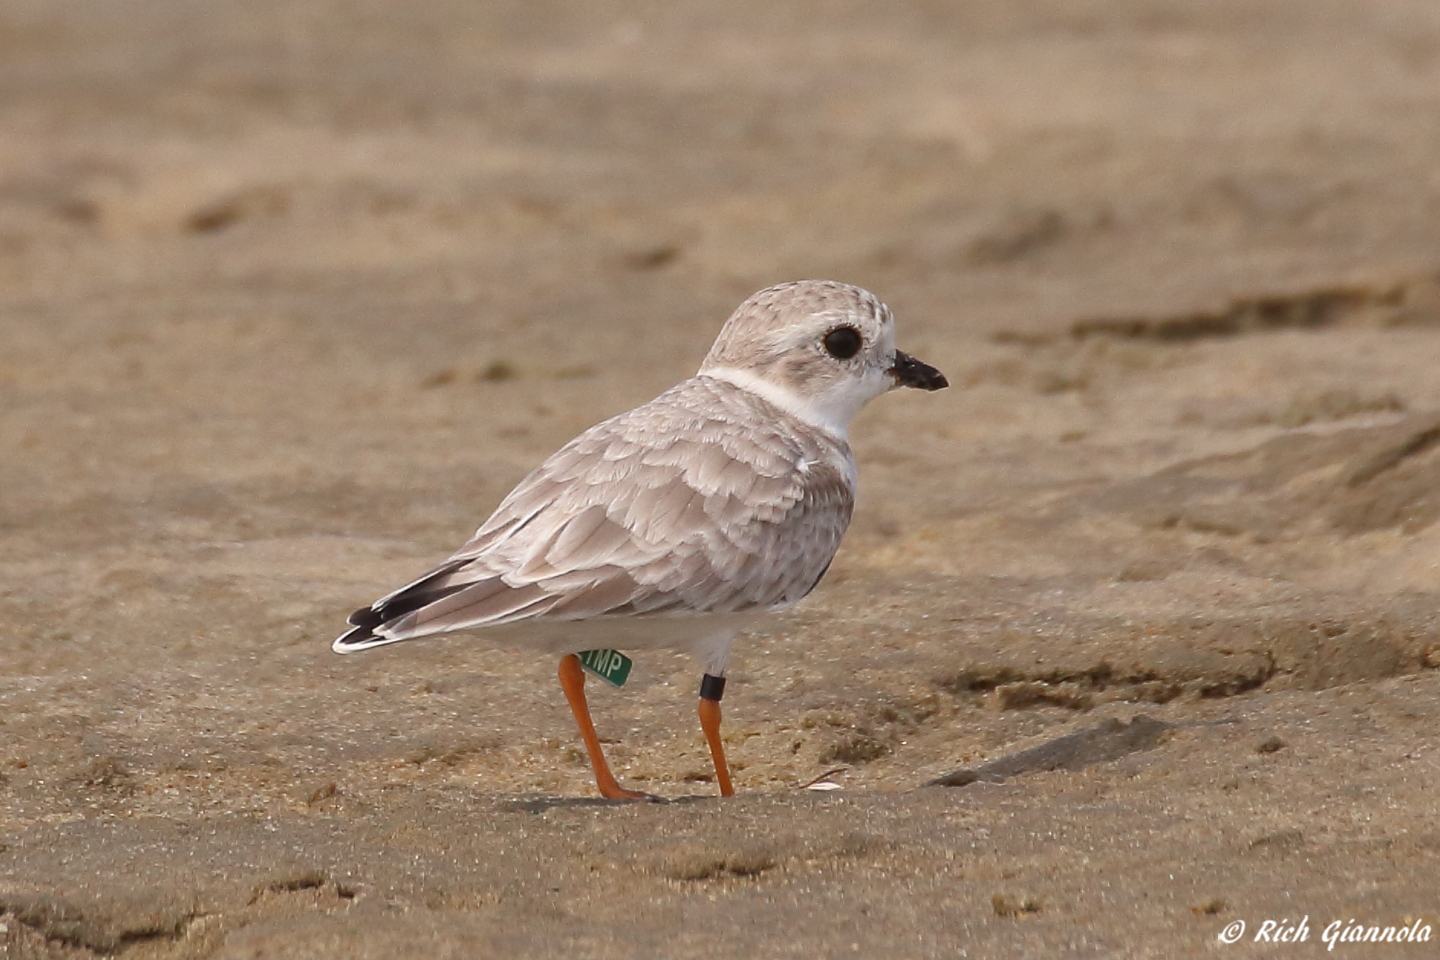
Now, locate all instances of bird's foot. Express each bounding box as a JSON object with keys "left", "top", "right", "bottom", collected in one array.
[{"left": 598, "top": 784, "right": 666, "bottom": 802}]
